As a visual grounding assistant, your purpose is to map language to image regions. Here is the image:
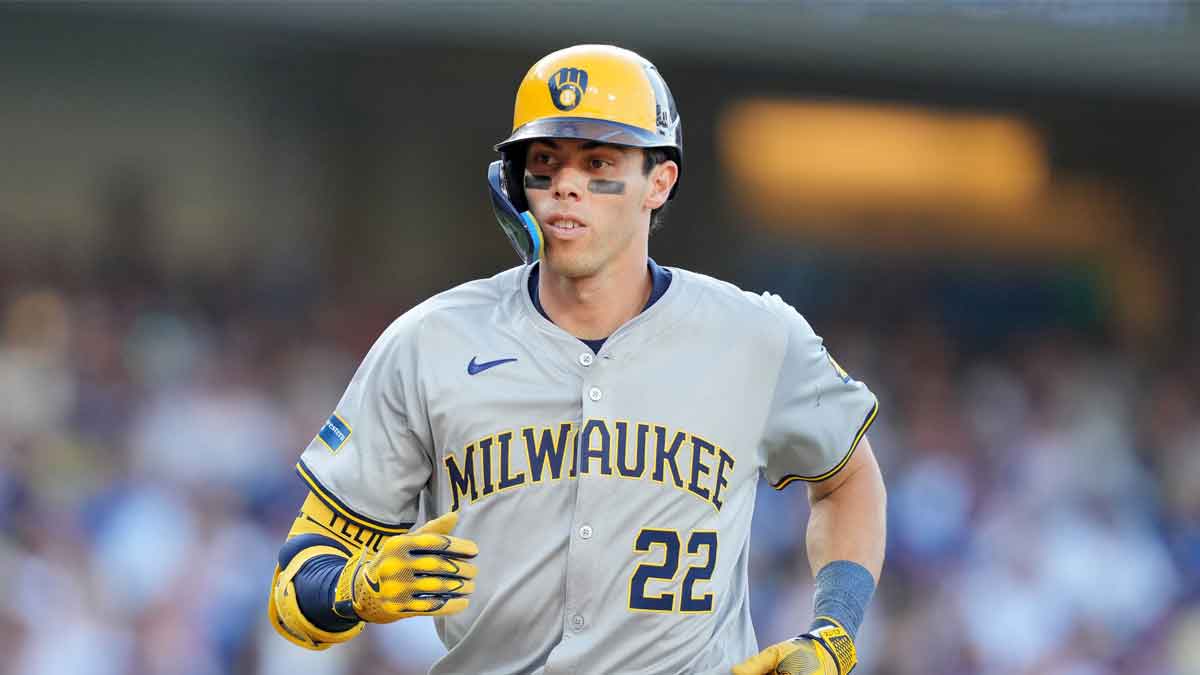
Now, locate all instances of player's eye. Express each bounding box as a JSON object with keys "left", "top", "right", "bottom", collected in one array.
[
  {"left": 589, "top": 158, "right": 612, "bottom": 170},
  {"left": 531, "top": 152, "right": 555, "bottom": 167}
]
